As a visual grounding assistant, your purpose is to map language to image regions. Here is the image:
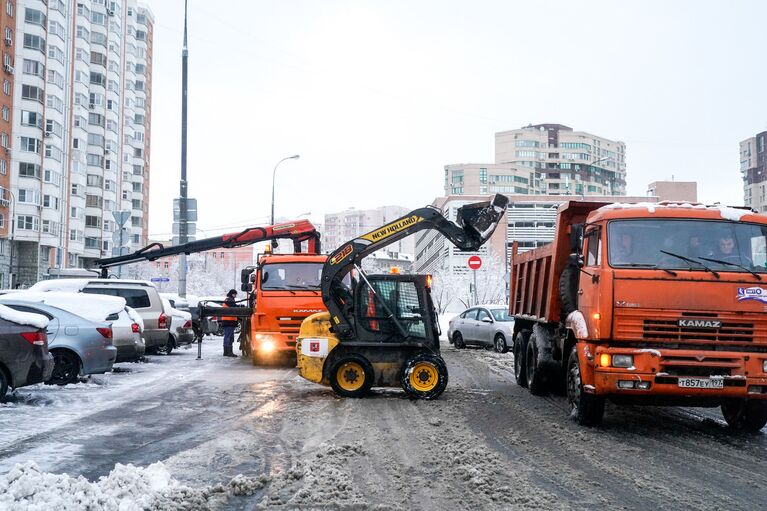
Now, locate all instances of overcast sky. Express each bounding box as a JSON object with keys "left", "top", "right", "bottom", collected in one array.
[{"left": 145, "top": 0, "right": 767, "bottom": 239}]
